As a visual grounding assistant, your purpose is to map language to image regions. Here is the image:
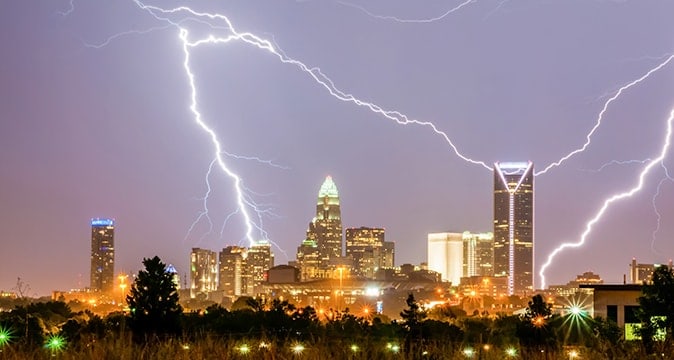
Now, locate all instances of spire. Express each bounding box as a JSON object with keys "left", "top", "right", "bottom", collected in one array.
[{"left": 318, "top": 175, "right": 339, "bottom": 199}]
